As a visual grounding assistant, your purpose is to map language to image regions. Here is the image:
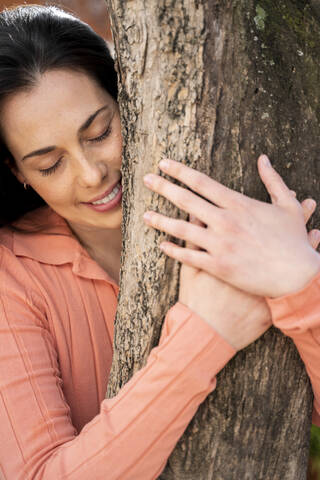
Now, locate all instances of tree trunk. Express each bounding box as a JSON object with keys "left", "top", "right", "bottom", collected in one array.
[{"left": 105, "top": 1, "right": 320, "bottom": 478}]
